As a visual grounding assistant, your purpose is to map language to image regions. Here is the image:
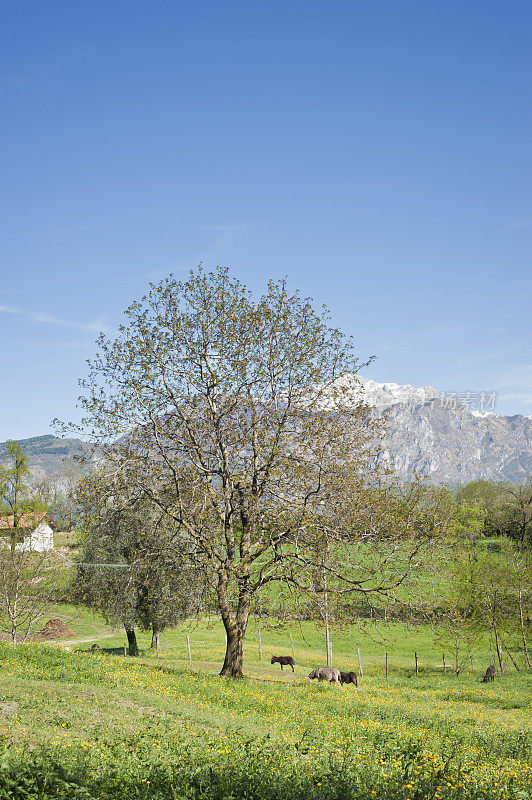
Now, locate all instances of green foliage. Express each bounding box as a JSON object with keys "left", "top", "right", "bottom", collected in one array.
[
  {"left": 455, "top": 480, "right": 502, "bottom": 508},
  {"left": 3, "top": 733, "right": 522, "bottom": 800},
  {"left": 456, "top": 480, "right": 532, "bottom": 546},
  {"left": 0, "top": 747, "right": 90, "bottom": 799},
  {"left": 0, "top": 441, "right": 47, "bottom": 546},
  {"left": 451, "top": 499, "right": 488, "bottom": 541},
  {"left": 453, "top": 538, "right": 532, "bottom": 670},
  {"left": 74, "top": 472, "right": 207, "bottom": 647}
]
